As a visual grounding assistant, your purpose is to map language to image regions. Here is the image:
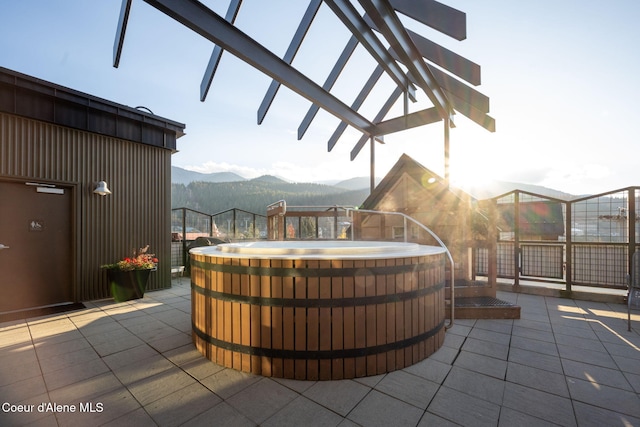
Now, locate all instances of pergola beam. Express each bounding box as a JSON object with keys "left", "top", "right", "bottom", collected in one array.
[
  {"left": 140, "top": 0, "right": 381, "bottom": 137},
  {"left": 358, "top": 0, "right": 452, "bottom": 120},
  {"left": 376, "top": 106, "right": 441, "bottom": 135},
  {"left": 361, "top": 13, "right": 479, "bottom": 86},
  {"left": 350, "top": 86, "right": 403, "bottom": 160},
  {"left": 328, "top": 65, "right": 385, "bottom": 152},
  {"left": 323, "top": 0, "right": 415, "bottom": 99},
  {"left": 113, "top": 0, "right": 132, "bottom": 68},
  {"left": 257, "top": 0, "right": 322, "bottom": 125},
  {"left": 200, "top": 0, "right": 243, "bottom": 102},
  {"left": 407, "top": 28, "right": 480, "bottom": 86},
  {"left": 298, "top": 35, "right": 359, "bottom": 140},
  {"left": 390, "top": 0, "right": 466, "bottom": 41}
]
